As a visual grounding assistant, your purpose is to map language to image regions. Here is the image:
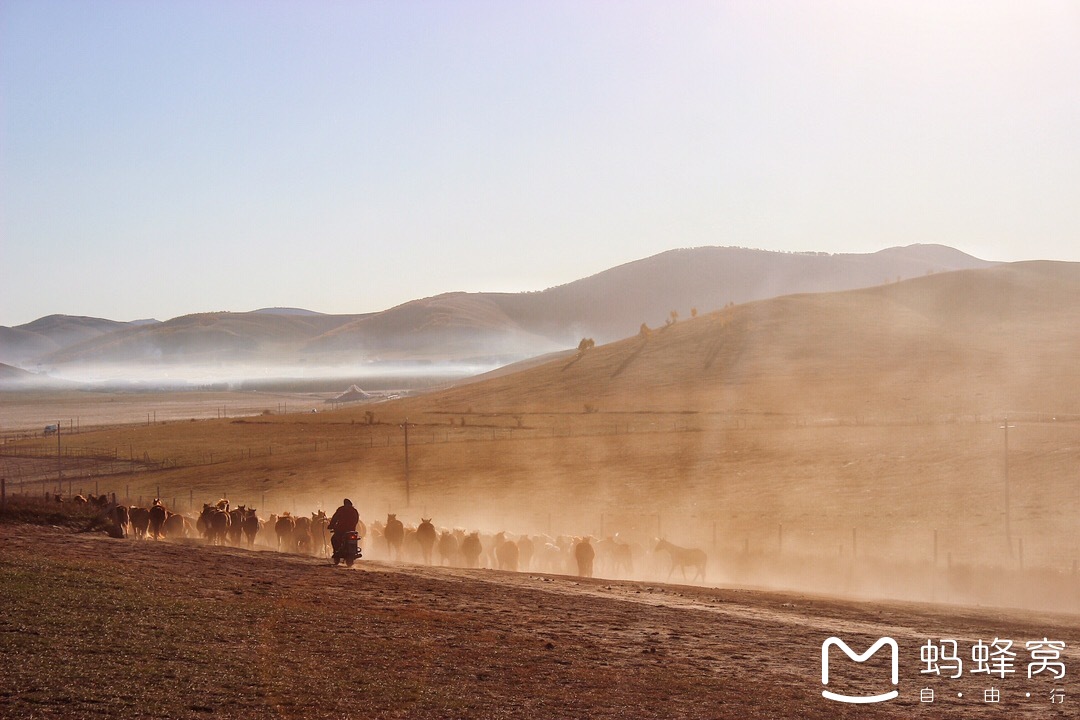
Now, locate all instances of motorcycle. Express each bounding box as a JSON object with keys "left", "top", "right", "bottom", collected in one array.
[{"left": 333, "top": 530, "right": 362, "bottom": 567}]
